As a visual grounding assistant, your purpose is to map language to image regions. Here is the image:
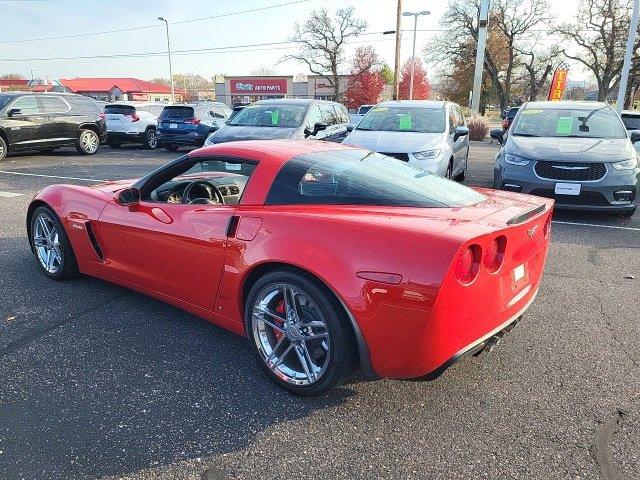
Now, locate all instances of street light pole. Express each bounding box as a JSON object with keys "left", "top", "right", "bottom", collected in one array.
[
  {"left": 616, "top": 0, "right": 640, "bottom": 114},
  {"left": 158, "top": 17, "right": 175, "bottom": 103},
  {"left": 403, "top": 10, "right": 430, "bottom": 100},
  {"left": 471, "top": 0, "right": 491, "bottom": 114},
  {"left": 393, "top": 0, "right": 402, "bottom": 100}
]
